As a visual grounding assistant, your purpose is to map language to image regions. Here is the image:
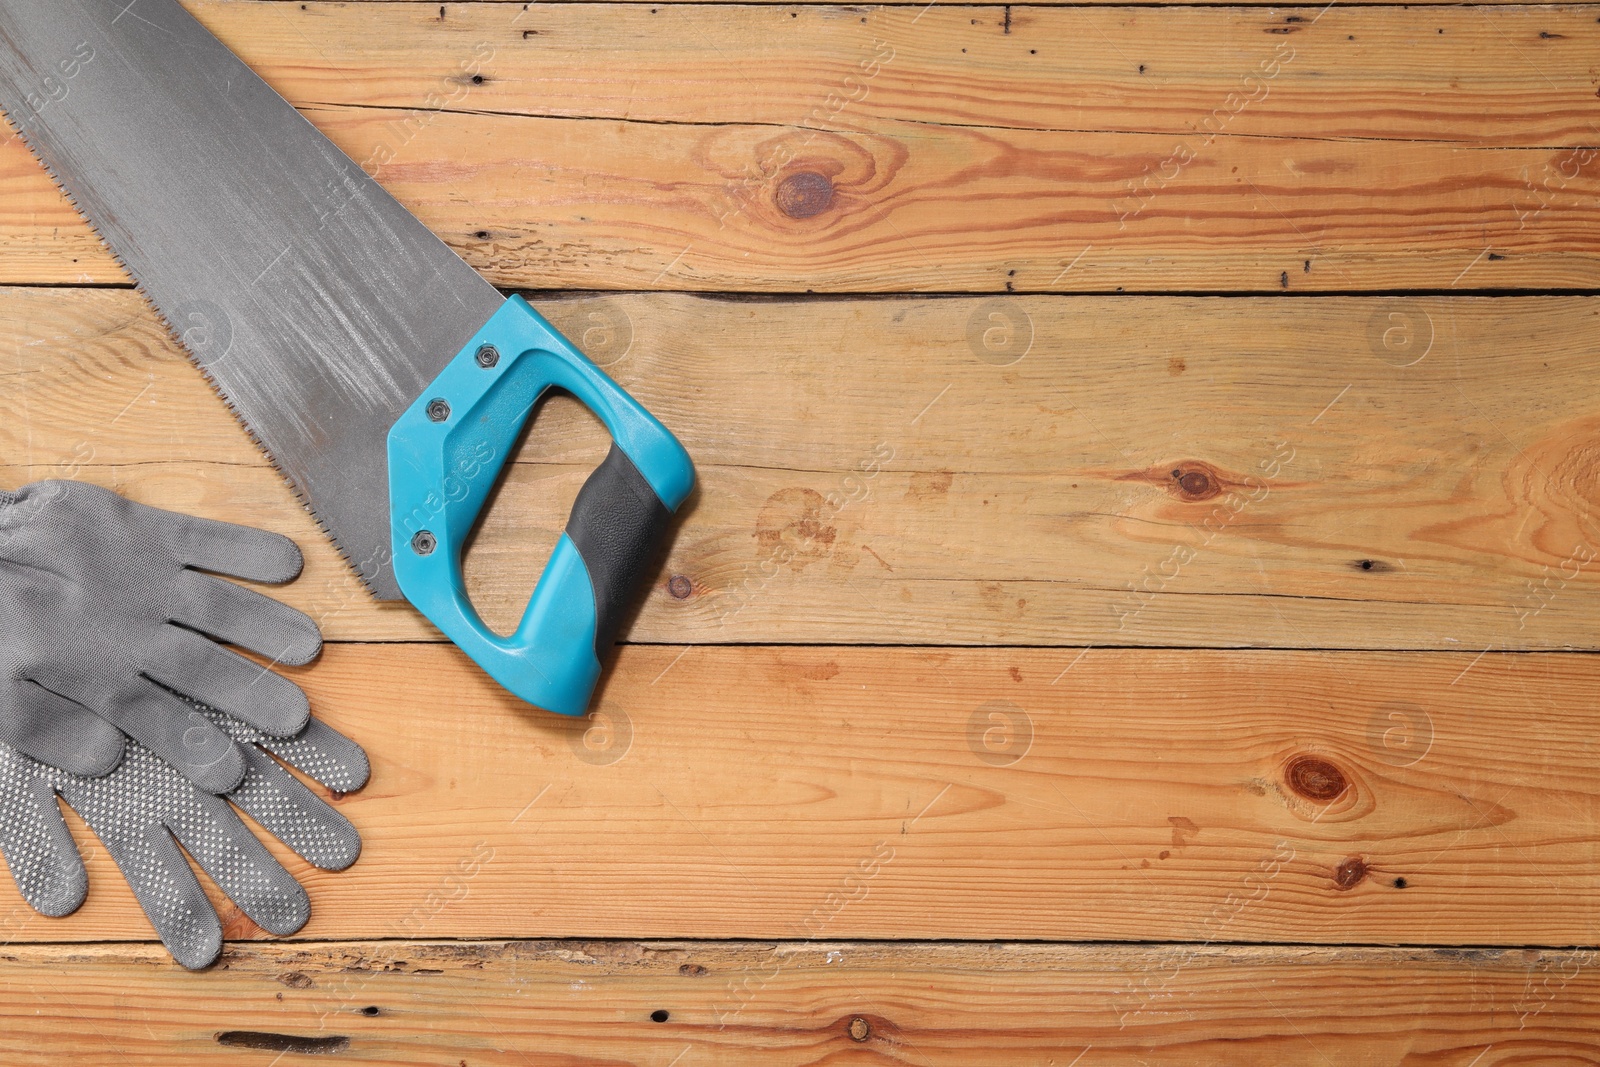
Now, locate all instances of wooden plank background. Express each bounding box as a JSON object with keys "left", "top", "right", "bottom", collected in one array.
[
  {"left": 9, "top": 288, "right": 1600, "bottom": 650},
  {"left": 5, "top": 5, "right": 1600, "bottom": 291},
  {"left": 7, "top": 643, "right": 1600, "bottom": 945},
  {"left": 2, "top": 941, "right": 1596, "bottom": 1065},
  {"left": 5, "top": 0, "right": 1600, "bottom": 1061}
]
